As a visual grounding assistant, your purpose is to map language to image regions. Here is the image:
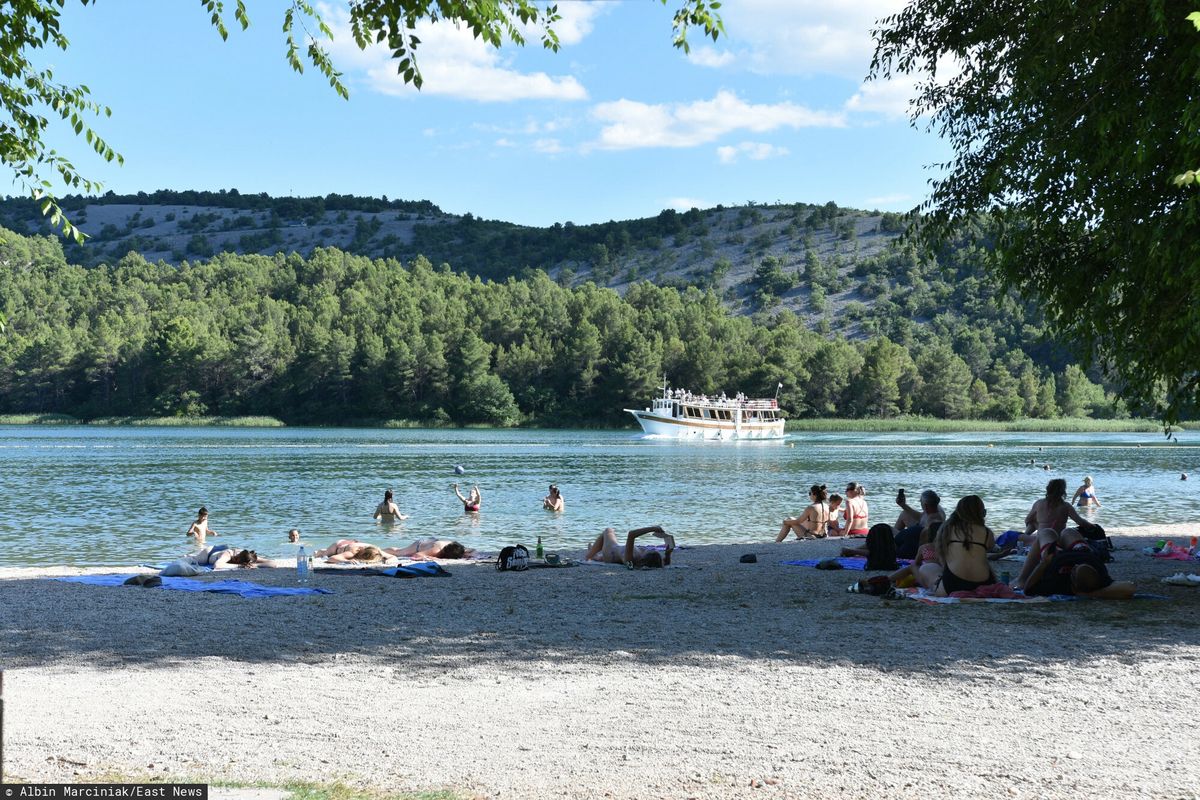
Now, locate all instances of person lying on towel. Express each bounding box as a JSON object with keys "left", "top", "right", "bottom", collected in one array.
[
  {"left": 1013, "top": 528, "right": 1135, "bottom": 599},
  {"left": 585, "top": 525, "right": 675, "bottom": 569}
]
